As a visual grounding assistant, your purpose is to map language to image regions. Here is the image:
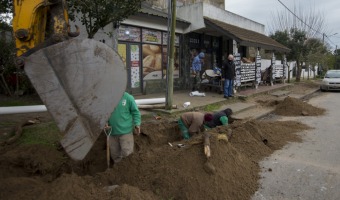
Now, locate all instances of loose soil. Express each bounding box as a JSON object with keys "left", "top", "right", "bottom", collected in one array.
[
  {"left": 274, "top": 96, "right": 325, "bottom": 116},
  {"left": 0, "top": 81, "right": 320, "bottom": 200}
]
